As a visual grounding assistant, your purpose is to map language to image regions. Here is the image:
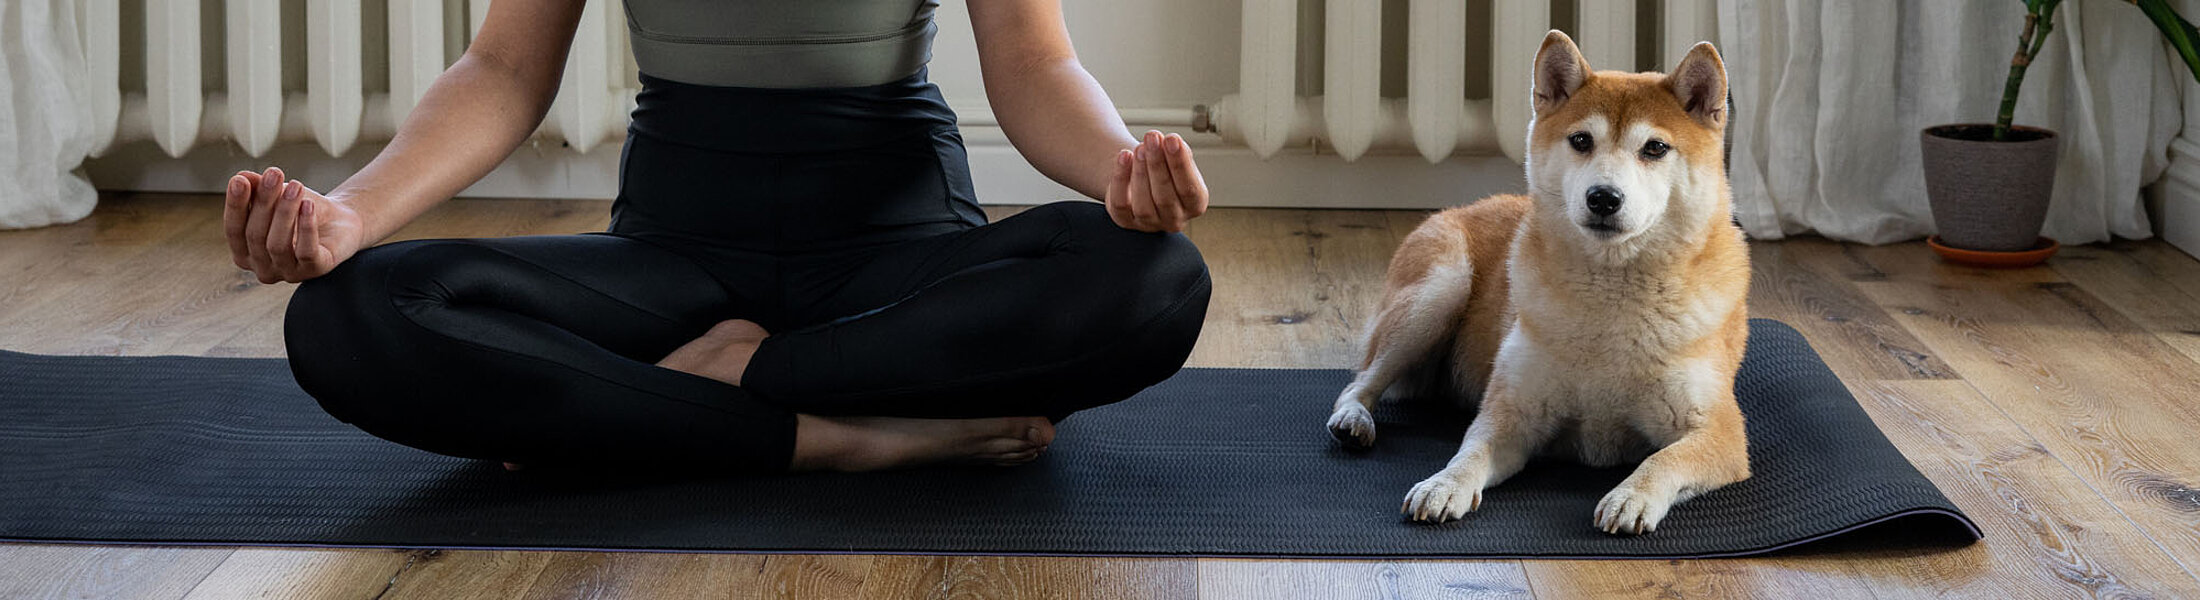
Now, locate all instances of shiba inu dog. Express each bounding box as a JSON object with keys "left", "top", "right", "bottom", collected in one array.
[{"left": 1324, "top": 31, "right": 1750, "bottom": 535}]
